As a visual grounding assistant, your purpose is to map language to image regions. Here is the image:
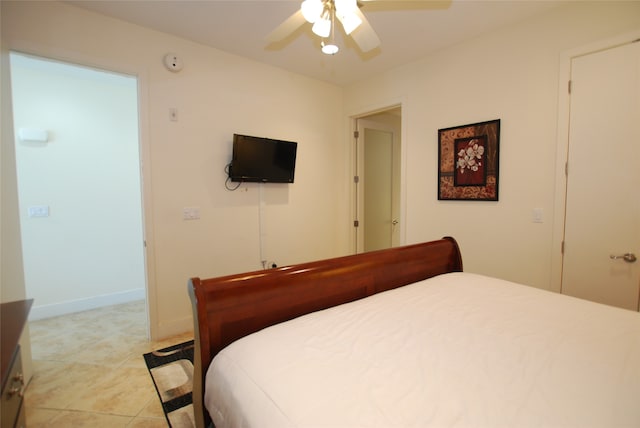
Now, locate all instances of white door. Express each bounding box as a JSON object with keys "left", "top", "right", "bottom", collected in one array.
[
  {"left": 363, "top": 127, "right": 393, "bottom": 252},
  {"left": 561, "top": 41, "right": 640, "bottom": 311},
  {"left": 355, "top": 112, "right": 401, "bottom": 253}
]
